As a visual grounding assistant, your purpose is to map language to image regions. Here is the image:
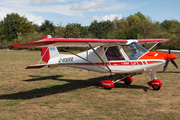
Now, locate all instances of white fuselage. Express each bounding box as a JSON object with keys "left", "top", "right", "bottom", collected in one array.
[{"left": 48, "top": 46, "right": 165, "bottom": 74}]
